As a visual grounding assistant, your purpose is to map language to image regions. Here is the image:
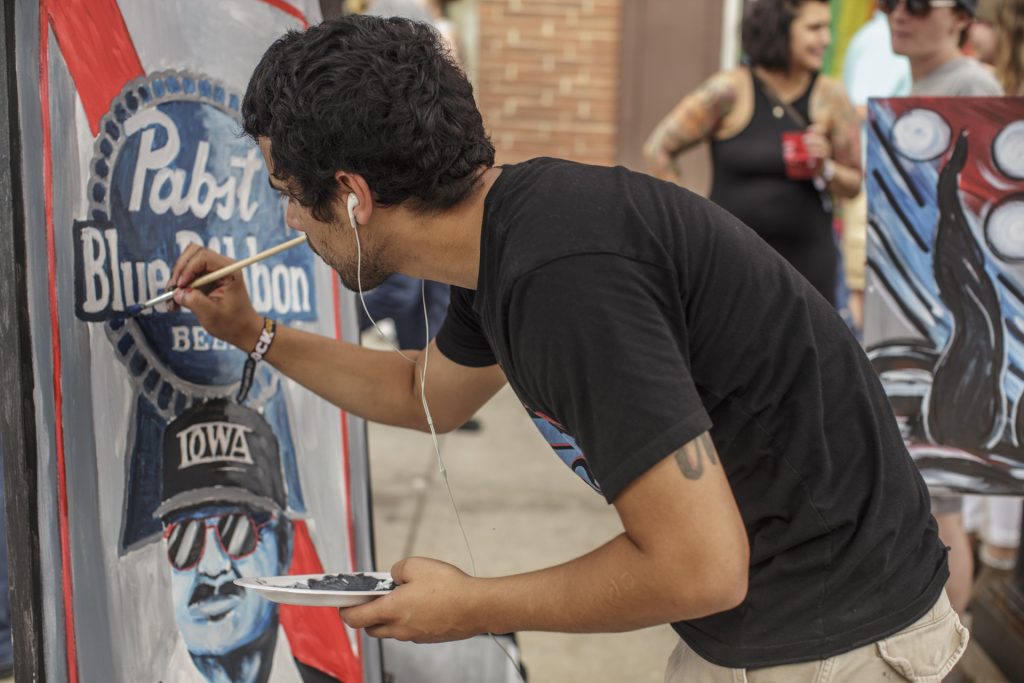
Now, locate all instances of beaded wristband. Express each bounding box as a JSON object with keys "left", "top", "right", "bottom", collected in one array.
[{"left": 237, "top": 318, "right": 276, "bottom": 403}]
